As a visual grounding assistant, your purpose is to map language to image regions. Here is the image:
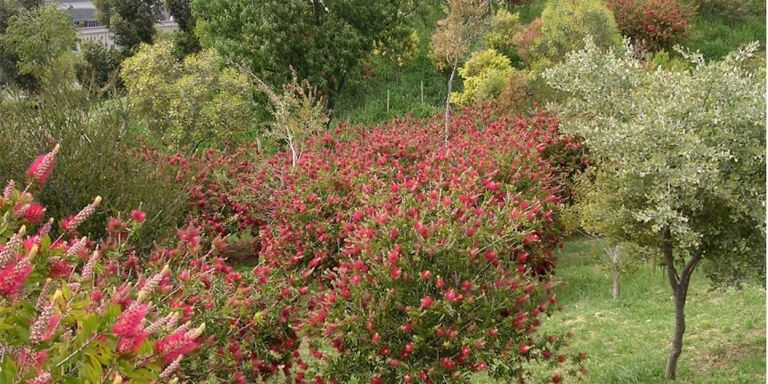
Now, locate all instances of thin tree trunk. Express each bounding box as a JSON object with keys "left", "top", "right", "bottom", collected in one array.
[
  {"left": 444, "top": 60, "right": 458, "bottom": 145},
  {"left": 662, "top": 227, "right": 701, "bottom": 380},
  {"left": 609, "top": 245, "right": 621, "bottom": 300}
]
